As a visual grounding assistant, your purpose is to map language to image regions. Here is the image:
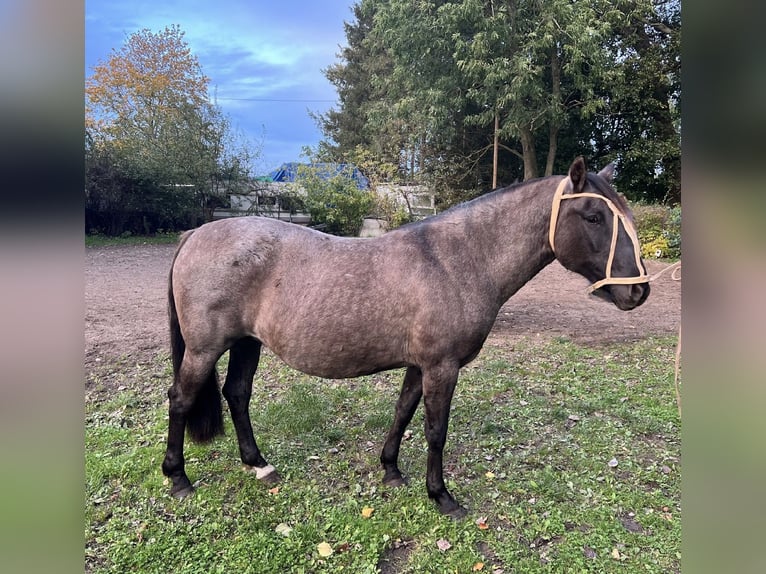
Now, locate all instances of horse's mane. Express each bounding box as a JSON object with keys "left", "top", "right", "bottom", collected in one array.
[
  {"left": 393, "top": 171, "right": 631, "bottom": 232},
  {"left": 586, "top": 173, "right": 634, "bottom": 222}
]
